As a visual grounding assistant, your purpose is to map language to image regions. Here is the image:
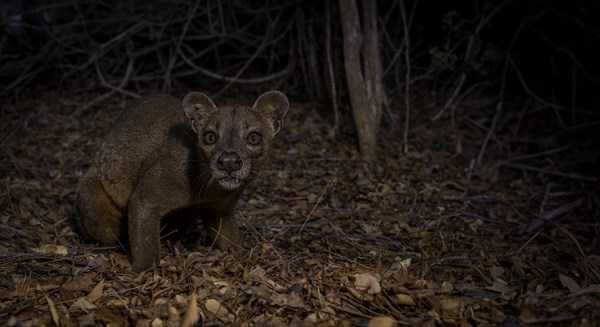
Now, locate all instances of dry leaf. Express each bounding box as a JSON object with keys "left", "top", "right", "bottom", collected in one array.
[
  {"left": 78, "top": 312, "right": 96, "bottom": 326},
  {"left": 70, "top": 298, "right": 97, "bottom": 311},
  {"left": 368, "top": 316, "right": 396, "bottom": 327},
  {"left": 354, "top": 273, "right": 381, "bottom": 294},
  {"left": 180, "top": 293, "right": 199, "bottom": 327},
  {"left": 106, "top": 299, "right": 128, "bottom": 307},
  {"left": 252, "top": 286, "right": 272, "bottom": 301},
  {"left": 559, "top": 273, "right": 580, "bottom": 293},
  {"left": 155, "top": 298, "right": 168, "bottom": 306},
  {"left": 271, "top": 293, "right": 287, "bottom": 306},
  {"left": 205, "top": 298, "right": 233, "bottom": 322},
  {"left": 248, "top": 266, "right": 286, "bottom": 292},
  {"left": 93, "top": 307, "right": 124, "bottom": 326},
  {"left": 86, "top": 279, "right": 104, "bottom": 303},
  {"left": 468, "top": 219, "right": 484, "bottom": 232},
  {"left": 346, "top": 285, "right": 363, "bottom": 300},
  {"left": 175, "top": 294, "right": 187, "bottom": 304},
  {"left": 167, "top": 303, "right": 180, "bottom": 322},
  {"left": 212, "top": 278, "right": 230, "bottom": 287},
  {"left": 360, "top": 222, "right": 379, "bottom": 234},
  {"left": 489, "top": 266, "right": 505, "bottom": 279},
  {"left": 62, "top": 275, "right": 96, "bottom": 292},
  {"left": 45, "top": 295, "right": 60, "bottom": 326},
  {"left": 304, "top": 313, "right": 319, "bottom": 325},
  {"left": 439, "top": 297, "right": 470, "bottom": 315},
  {"left": 391, "top": 257, "right": 412, "bottom": 272},
  {"left": 287, "top": 296, "right": 305, "bottom": 308},
  {"left": 248, "top": 266, "right": 267, "bottom": 281},
  {"left": 440, "top": 282, "right": 454, "bottom": 293},
  {"left": 395, "top": 294, "right": 416, "bottom": 306},
  {"left": 205, "top": 298, "right": 224, "bottom": 315},
  {"left": 518, "top": 306, "right": 538, "bottom": 322},
  {"left": 31, "top": 244, "right": 68, "bottom": 255}
]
